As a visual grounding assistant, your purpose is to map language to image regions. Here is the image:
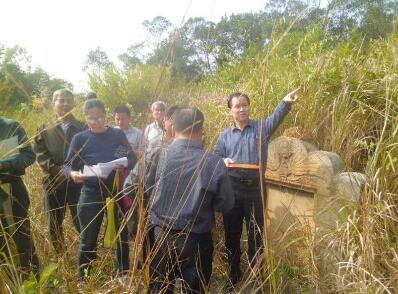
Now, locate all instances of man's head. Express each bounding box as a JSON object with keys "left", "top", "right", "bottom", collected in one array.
[
  {"left": 164, "top": 106, "right": 179, "bottom": 140},
  {"left": 227, "top": 92, "right": 250, "bottom": 124},
  {"left": 151, "top": 101, "right": 166, "bottom": 123},
  {"left": 52, "top": 88, "right": 75, "bottom": 118},
  {"left": 86, "top": 91, "right": 97, "bottom": 100},
  {"left": 114, "top": 105, "right": 131, "bottom": 131},
  {"left": 172, "top": 107, "right": 204, "bottom": 141}
]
